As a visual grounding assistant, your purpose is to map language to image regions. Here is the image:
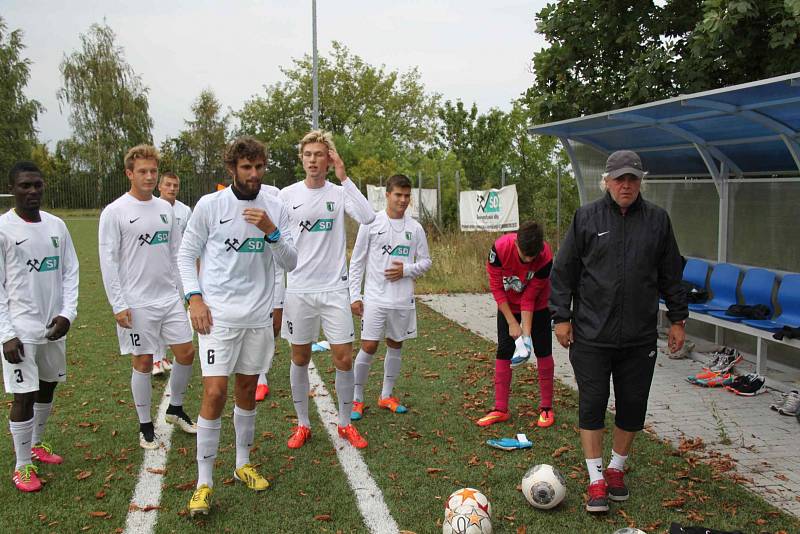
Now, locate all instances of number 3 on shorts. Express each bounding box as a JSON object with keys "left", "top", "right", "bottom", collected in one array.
[{"left": 207, "top": 349, "right": 215, "bottom": 365}]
